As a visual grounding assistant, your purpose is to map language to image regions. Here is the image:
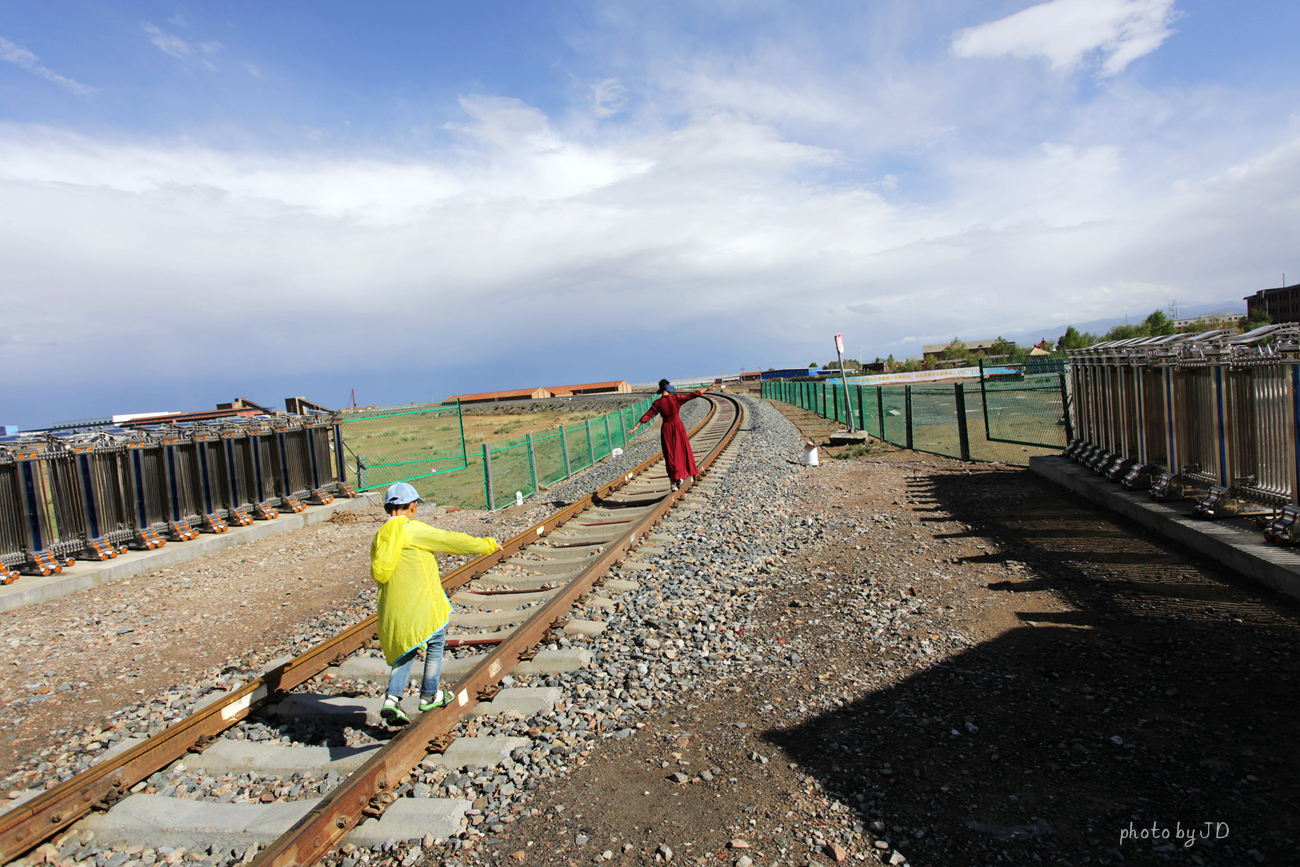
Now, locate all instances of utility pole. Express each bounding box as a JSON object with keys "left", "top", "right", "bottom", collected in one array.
[{"left": 835, "top": 333, "right": 857, "bottom": 432}]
